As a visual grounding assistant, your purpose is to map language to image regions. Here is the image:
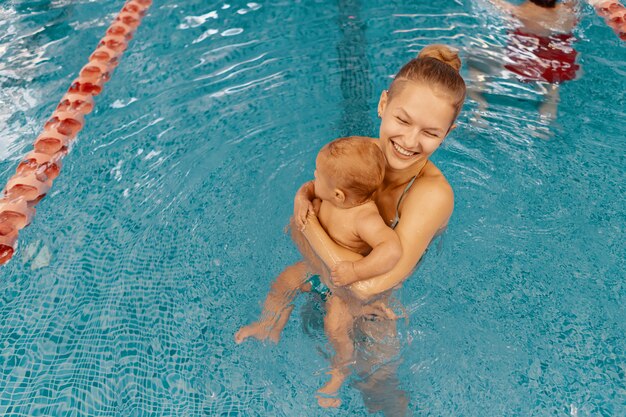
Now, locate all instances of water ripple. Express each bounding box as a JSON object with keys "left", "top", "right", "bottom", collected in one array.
[{"left": 0, "top": 0, "right": 625, "bottom": 416}]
